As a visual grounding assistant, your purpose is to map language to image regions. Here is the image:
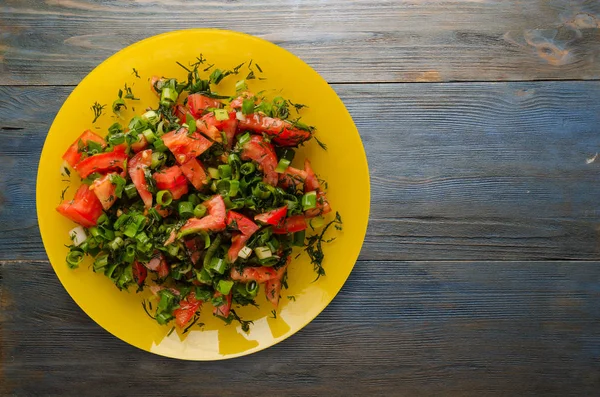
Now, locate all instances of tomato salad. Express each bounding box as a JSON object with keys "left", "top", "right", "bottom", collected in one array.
[{"left": 58, "top": 59, "right": 340, "bottom": 332}]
